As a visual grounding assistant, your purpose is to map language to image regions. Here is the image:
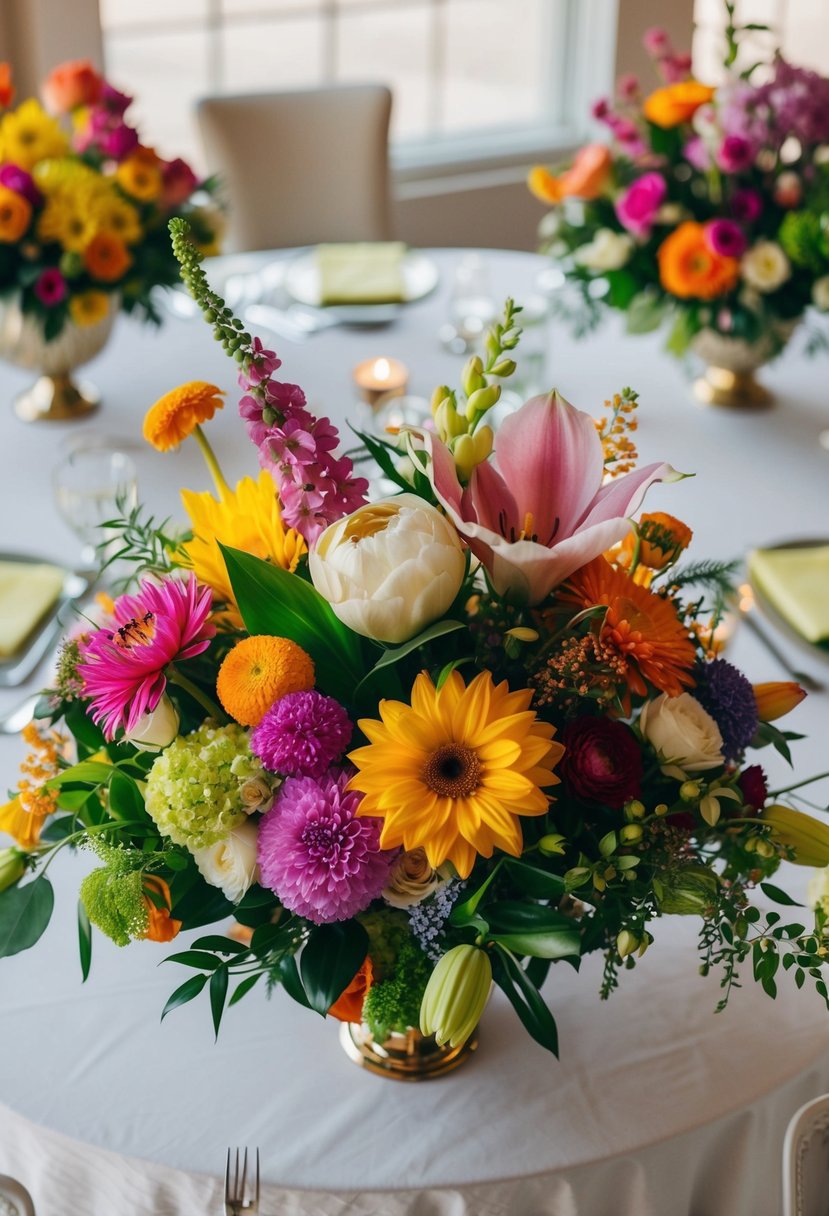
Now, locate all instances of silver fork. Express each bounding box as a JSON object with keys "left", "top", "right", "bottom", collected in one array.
[{"left": 224, "top": 1147, "right": 259, "bottom": 1215}]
